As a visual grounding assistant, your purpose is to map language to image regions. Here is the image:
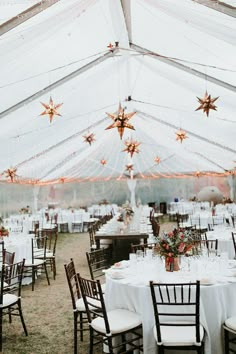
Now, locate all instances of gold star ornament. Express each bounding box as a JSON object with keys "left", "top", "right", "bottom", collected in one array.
[
  {"left": 195, "top": 171, "right": 202, "bottom": 178},
  {"left": 4, "top": 167, "right": 18, "bottom": 182},
  {"left": 195, "top": 91, "right": 219, "bottom": 117},
  {"left": 175, "top": 129, "right": 188, "bottom": 143},
  {"left": 105, "top": 103, "right": 136, "bottom": 139},
  {"left": 40, "top": 96, "right": 63, "bottom": 123},
  {"left": 125, "top": 164, "right": 134, "bottom": 173},
  {"left": 83, "top": 132, "right": 95, "bottom": 146},
  {"left": 154, "top": 156, "right": 161, "bottom": 164},
  {"left": 100, "top": 159, "right": 107, "bottom": 166},
  {"left": 123, "top": 139, "right": 141, "bottom": 157}
]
